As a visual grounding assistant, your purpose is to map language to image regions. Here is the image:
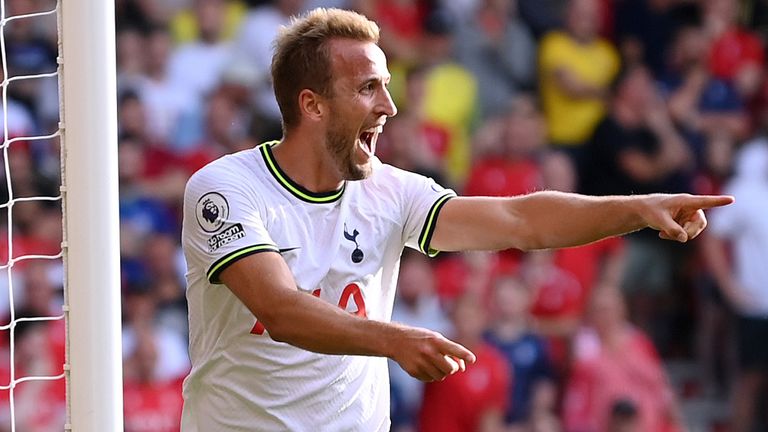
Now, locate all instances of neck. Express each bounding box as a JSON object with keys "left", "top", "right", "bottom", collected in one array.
[{"left": 272, "top": 129, "right": 344, "bottom": 193}]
